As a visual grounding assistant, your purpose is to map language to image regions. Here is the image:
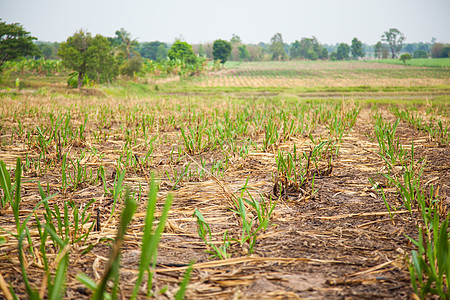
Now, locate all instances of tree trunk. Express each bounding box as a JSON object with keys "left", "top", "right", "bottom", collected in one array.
[
  {"left": 391, "top": 47, "right": 396, "bottom": 59},
  {"left": 77, "top": 72, "right": 83, "bottom": 89}
]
